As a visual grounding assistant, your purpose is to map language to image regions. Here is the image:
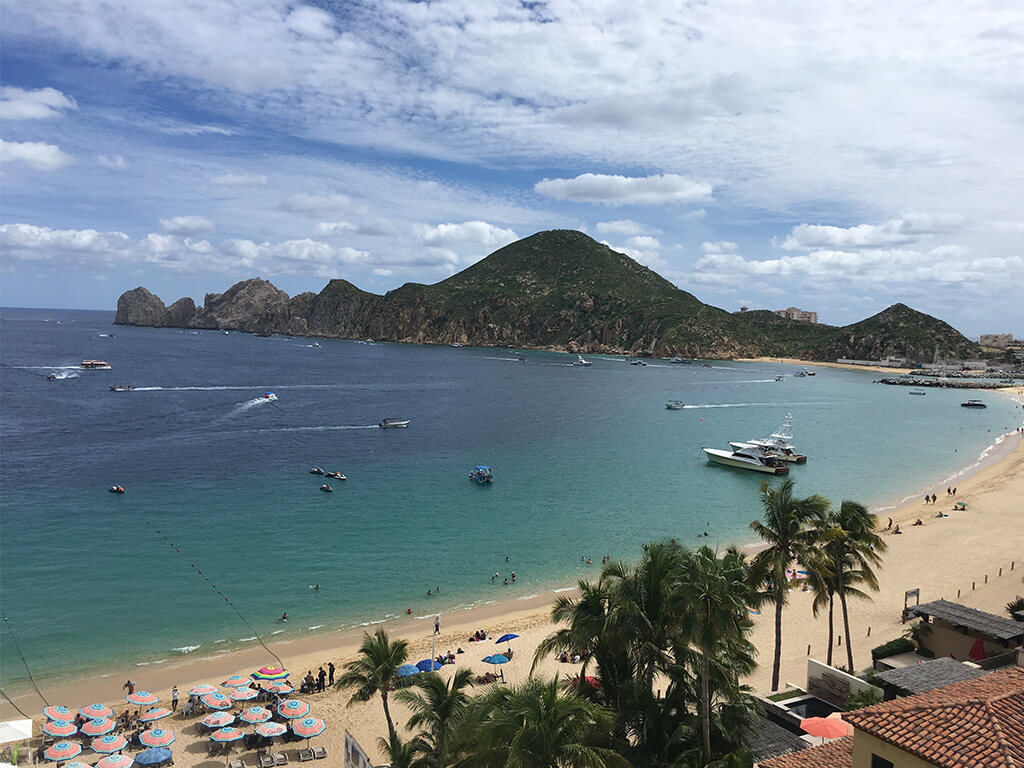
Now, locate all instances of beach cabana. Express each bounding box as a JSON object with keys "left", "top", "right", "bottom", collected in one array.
[{"left": 44, "top": 741, "right": 82, "bottom": 762}]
